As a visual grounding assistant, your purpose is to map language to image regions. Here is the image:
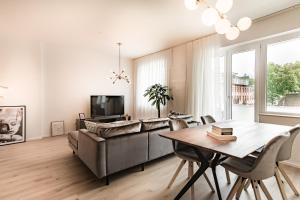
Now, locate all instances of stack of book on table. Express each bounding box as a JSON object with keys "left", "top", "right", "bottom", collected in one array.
[{"left": 207, "top": 124, "right": 237, "bottom": 141}]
